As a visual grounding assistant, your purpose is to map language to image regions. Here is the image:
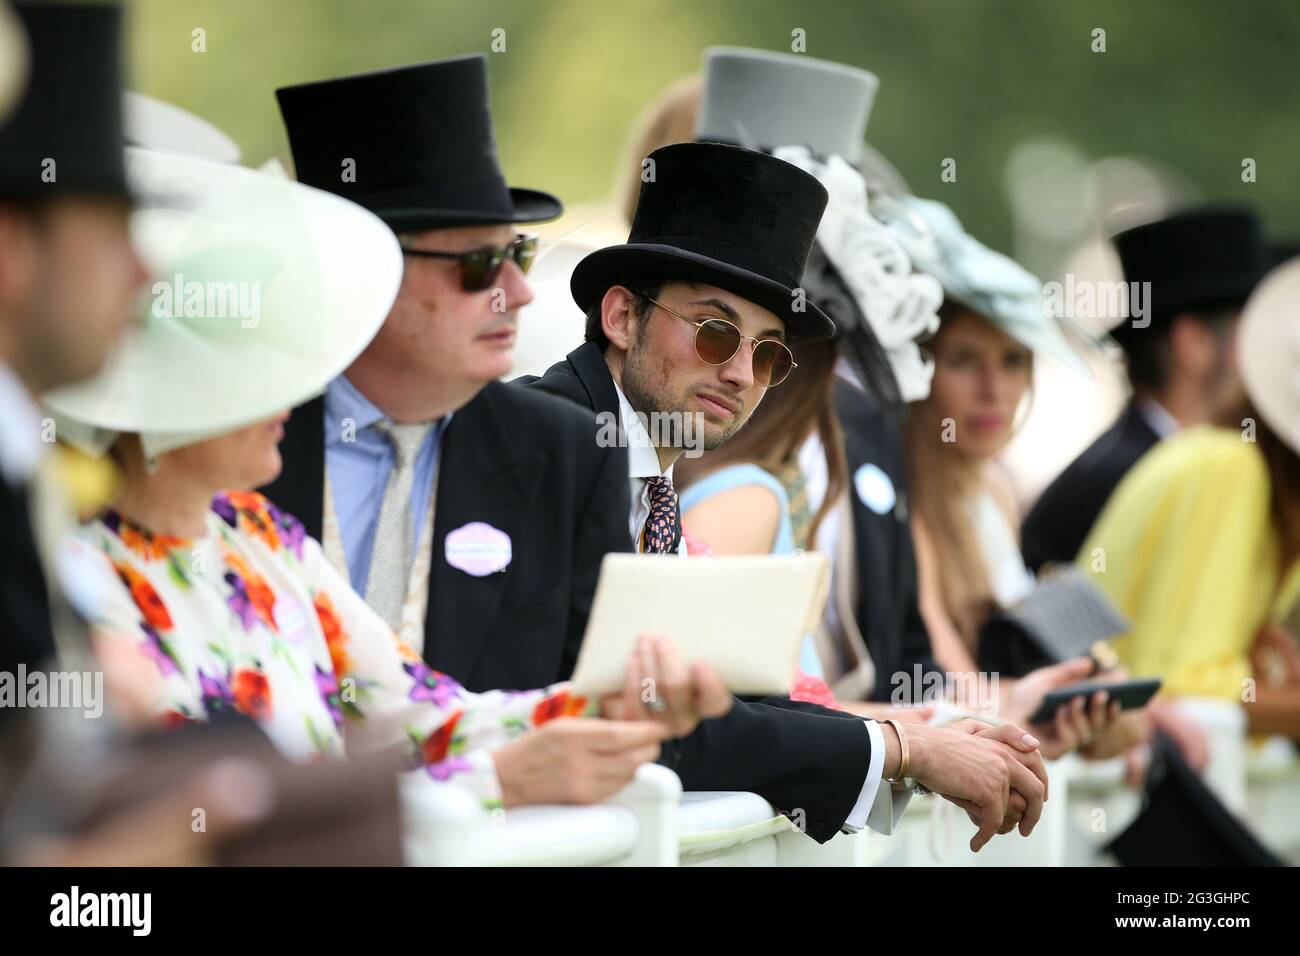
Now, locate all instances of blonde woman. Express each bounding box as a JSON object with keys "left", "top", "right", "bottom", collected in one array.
[{"left": 889, "top": 196, "right": 1130, "bottom": 760}]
